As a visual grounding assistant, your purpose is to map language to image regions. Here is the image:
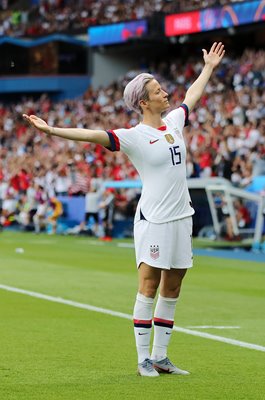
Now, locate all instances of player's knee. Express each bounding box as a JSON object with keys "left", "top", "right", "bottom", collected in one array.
[
  {"left": 162, "top": 286, "right": 181, "bottom": 298},
  {"left": 139, "top": 278, "right": 159, "bottom": 298},
  {"left": 139, "top": 288, "right": 157, "bottom": 298},
  {"left": 160, "top": 278, "right": 185, "bottom": 298}
]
